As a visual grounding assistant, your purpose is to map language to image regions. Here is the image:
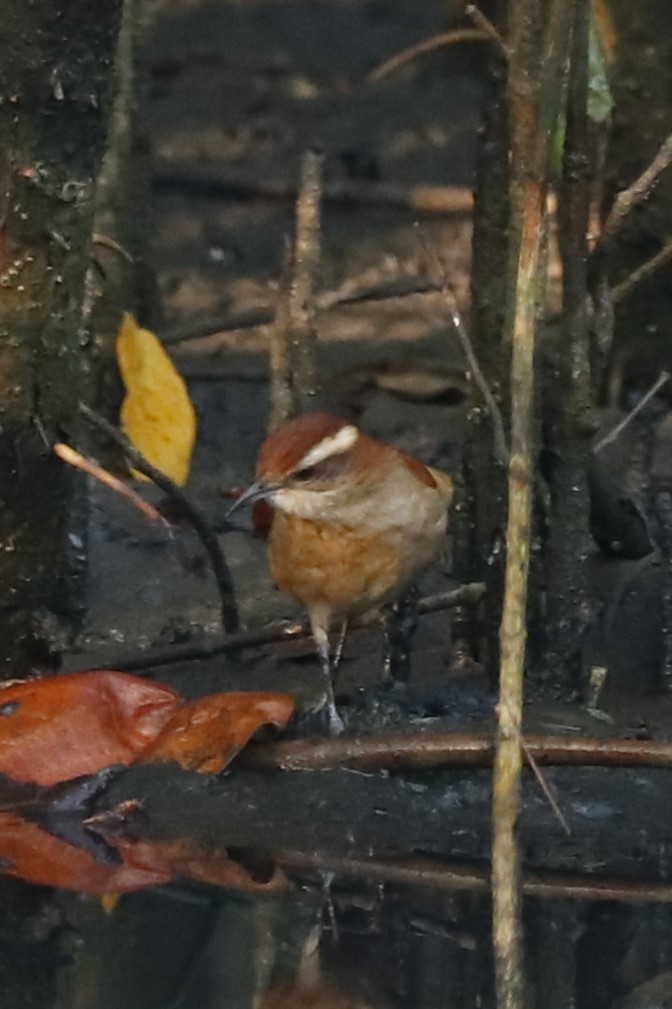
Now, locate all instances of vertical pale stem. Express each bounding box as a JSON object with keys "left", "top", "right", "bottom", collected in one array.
[
  {"left": 492, "top": 185, "right": 546, "bottom": 1009},
  {"left": 491, "top": 0, "right": 577, "bottom": 998}
]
